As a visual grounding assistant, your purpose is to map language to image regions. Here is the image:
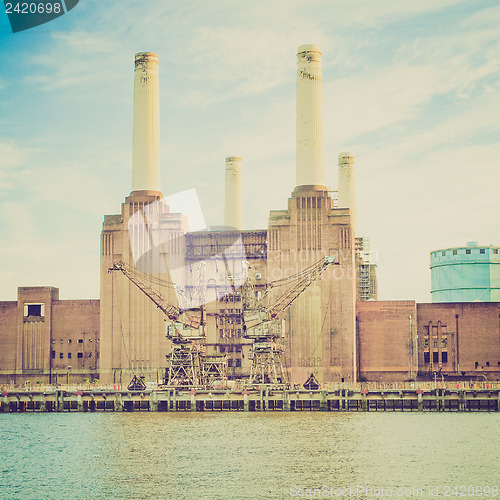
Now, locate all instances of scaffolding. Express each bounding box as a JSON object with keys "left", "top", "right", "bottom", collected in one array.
[
  {"left": 356, "top": 237, "right": 378, "bottom": 301},
  {"left": 201, "top": 355, "right": 228, "bottom": 387}
]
